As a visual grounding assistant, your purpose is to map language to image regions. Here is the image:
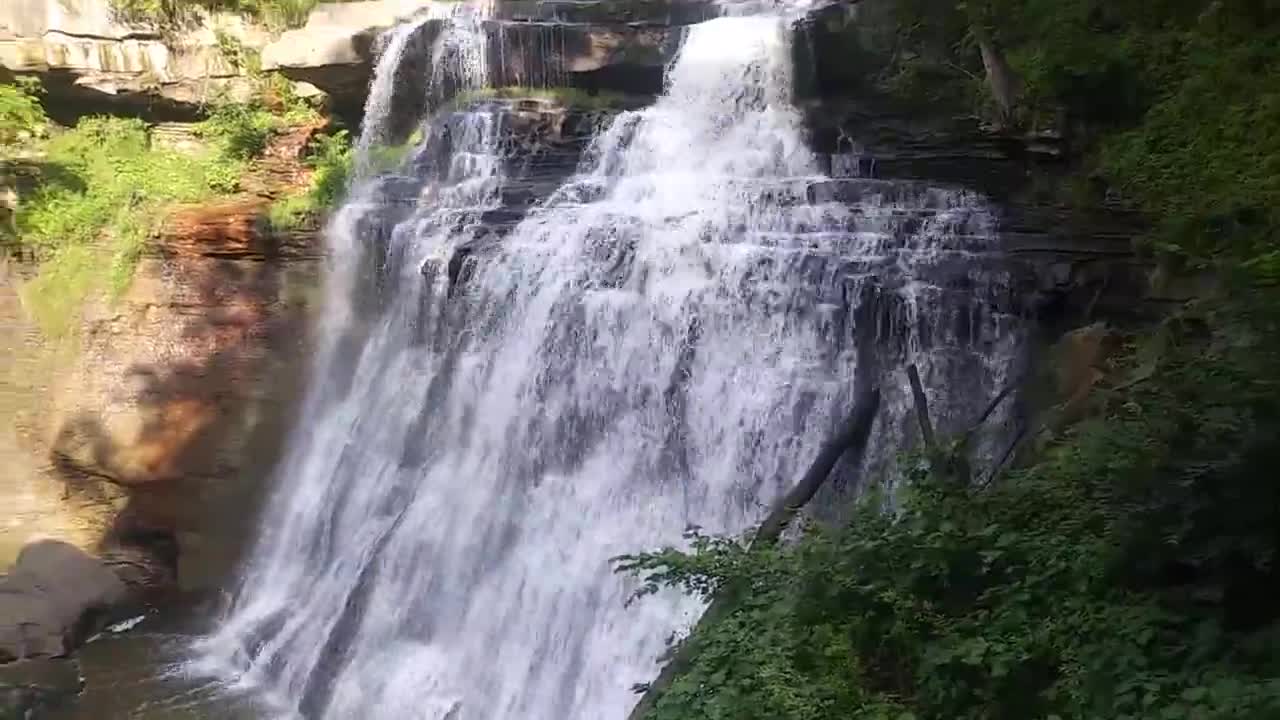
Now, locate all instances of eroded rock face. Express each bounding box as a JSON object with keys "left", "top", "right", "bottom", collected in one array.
[
  {"left": 0, "top": 269, "right": 121, "bottom": 569},
  {"left": 0, "top": 126, "right": 324, "bottom": 598},
  {"left": 262, "top": 0, "right": 724, "bottom": 121},
  {"left": 51, "top": 216, "right": 320, "bottom": 595}
]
